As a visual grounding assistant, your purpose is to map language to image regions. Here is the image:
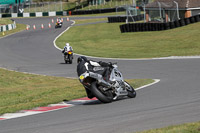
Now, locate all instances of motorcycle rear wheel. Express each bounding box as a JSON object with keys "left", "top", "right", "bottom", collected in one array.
[
  {"left": 69, "top": 56, "right": 73, "bottom": 64},
  {"left": 91, "top": 82, "right": 113, "bottom": 103},
  {"left": 125, "top": 81, "right": 136, "bottom": 98}
]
